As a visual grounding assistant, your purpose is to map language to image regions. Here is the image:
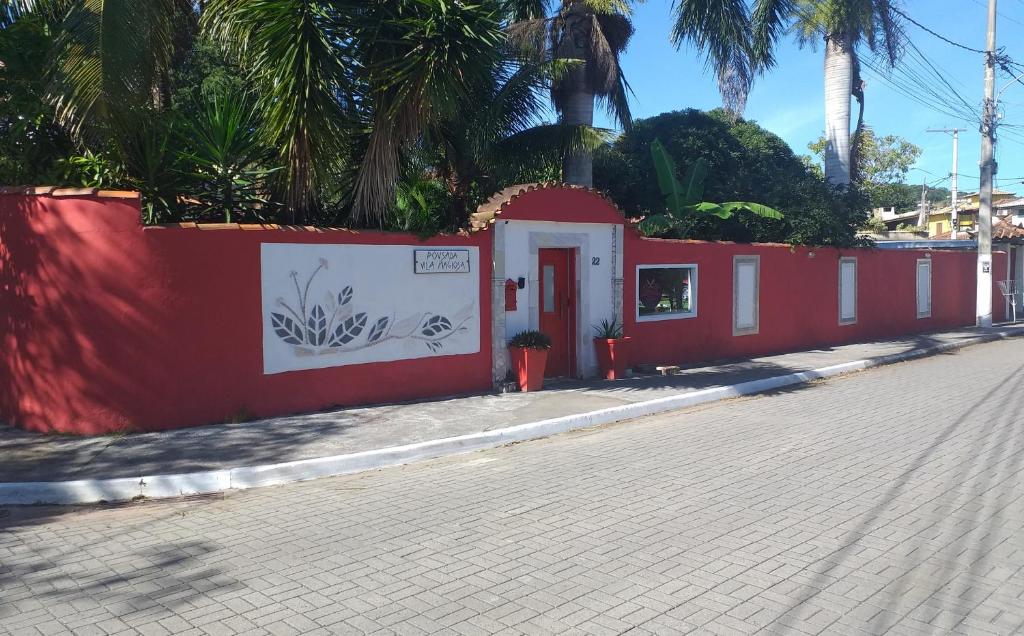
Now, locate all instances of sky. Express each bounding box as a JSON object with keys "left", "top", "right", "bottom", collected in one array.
[{"left": 593, "top": 0, "right": 1024, "bottom": 197}]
